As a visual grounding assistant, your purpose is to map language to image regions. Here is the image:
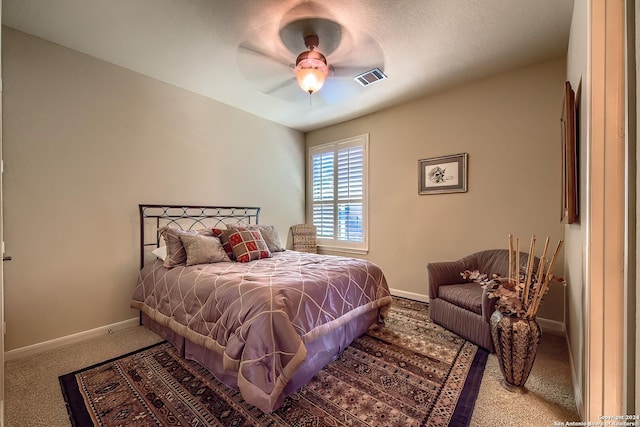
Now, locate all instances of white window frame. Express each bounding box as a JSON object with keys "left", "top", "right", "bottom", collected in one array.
[{"left": 307, "top": 134, "right": 369, "bottom": 254}]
